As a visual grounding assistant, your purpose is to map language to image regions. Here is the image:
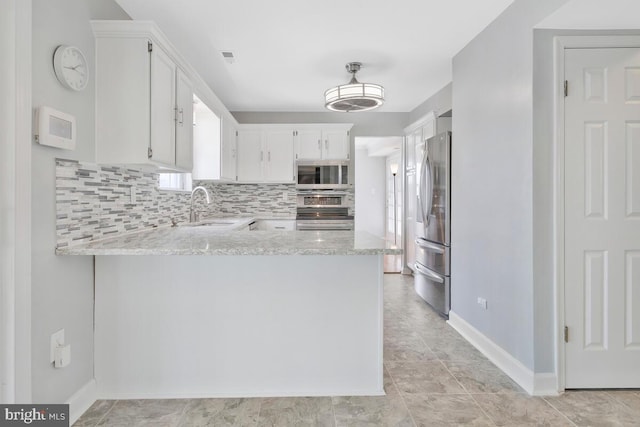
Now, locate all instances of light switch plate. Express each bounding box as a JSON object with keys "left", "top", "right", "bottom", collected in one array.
[{"left": 50, "top": 329, "right": 65, "bottom": 363}]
